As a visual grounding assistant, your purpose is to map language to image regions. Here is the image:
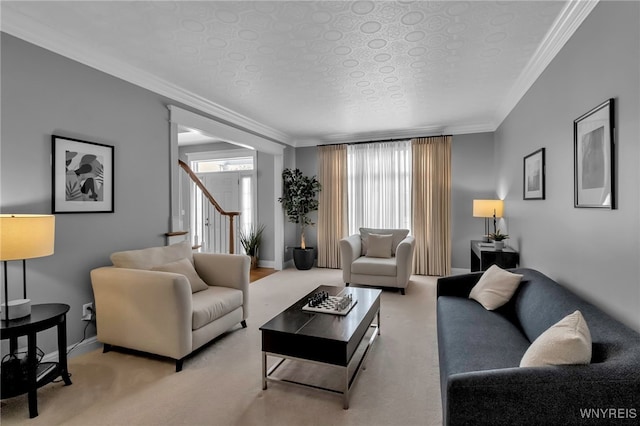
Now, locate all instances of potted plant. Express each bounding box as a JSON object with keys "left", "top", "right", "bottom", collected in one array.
[
  {"left": 278, "top": 168, "right": 322, "bottom": 270},
  {"left": 239, "top": 223, "right": 266, "bottom": 269},
  {"left": 489, "top": 229, "right": 509, "bottom": 250}
]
